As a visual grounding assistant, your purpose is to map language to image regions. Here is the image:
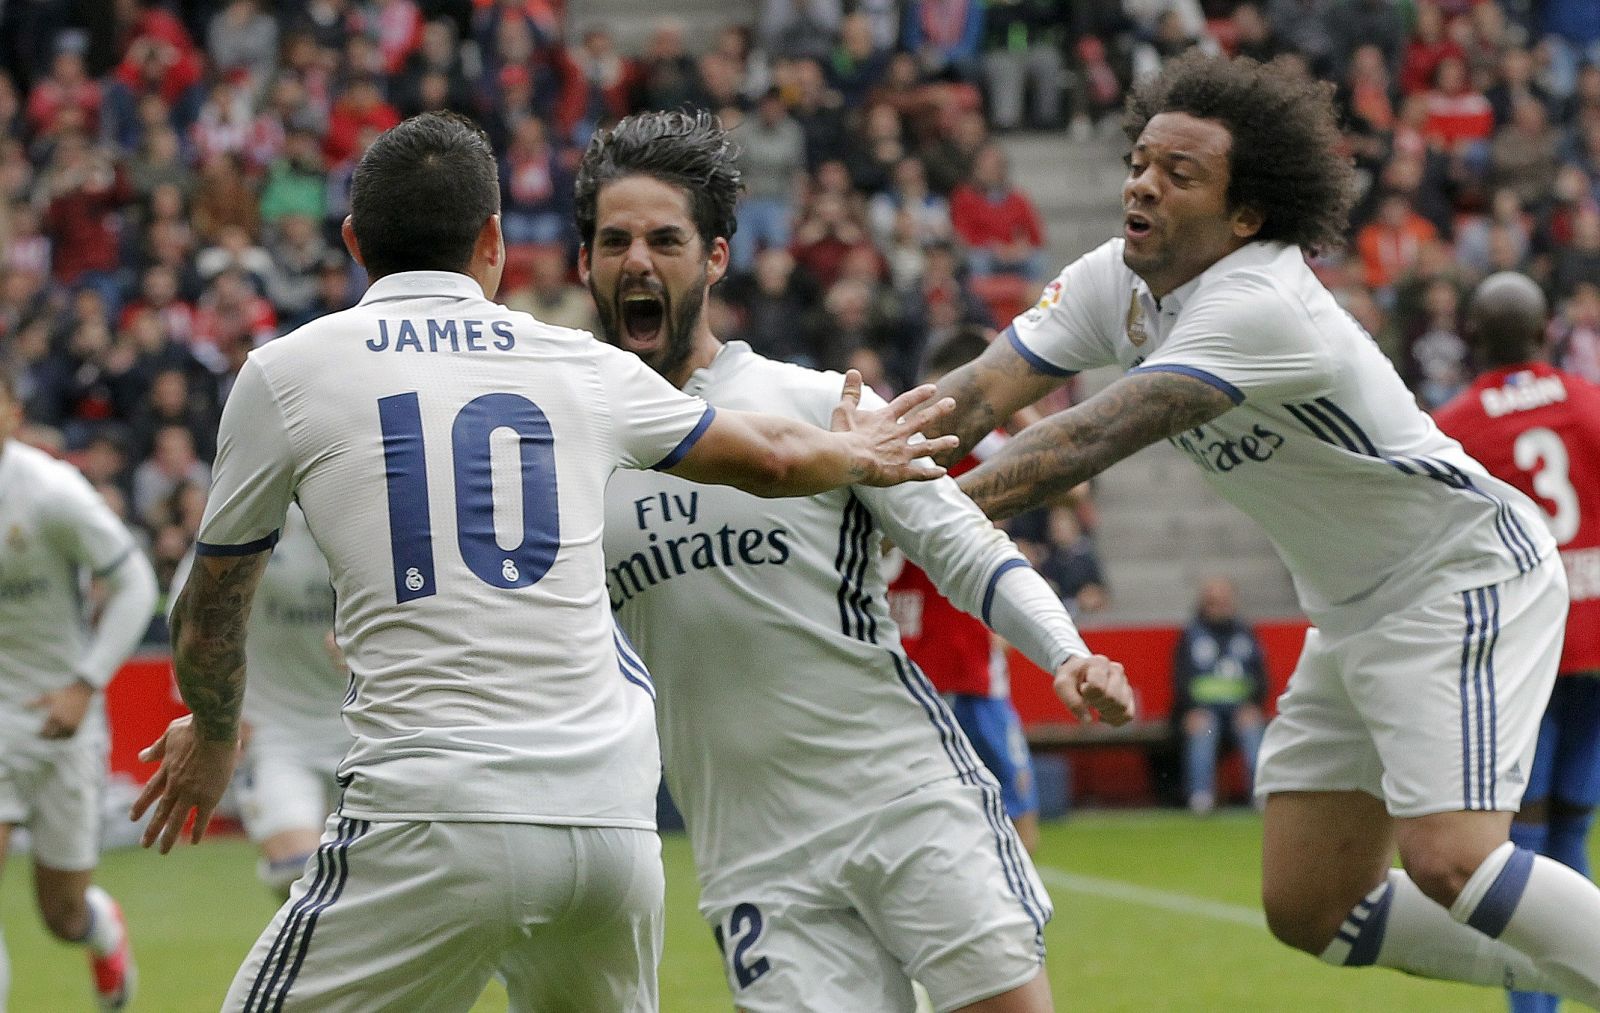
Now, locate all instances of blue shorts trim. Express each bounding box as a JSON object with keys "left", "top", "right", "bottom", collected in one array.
[{"left": 948, "top": 694, "right": 1038, "bottom": 818}]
